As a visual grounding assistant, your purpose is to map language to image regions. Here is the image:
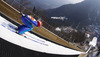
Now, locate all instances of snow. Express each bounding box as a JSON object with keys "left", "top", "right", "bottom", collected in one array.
[
  {"left": 51, "top": 17, "right": 68, "bottom": 21},
  {"left": 0, "top": 16, "right": 84, "bottom": 55},
  {"left": 55, "top": 27, "right": 61, "bottom": 31}
]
